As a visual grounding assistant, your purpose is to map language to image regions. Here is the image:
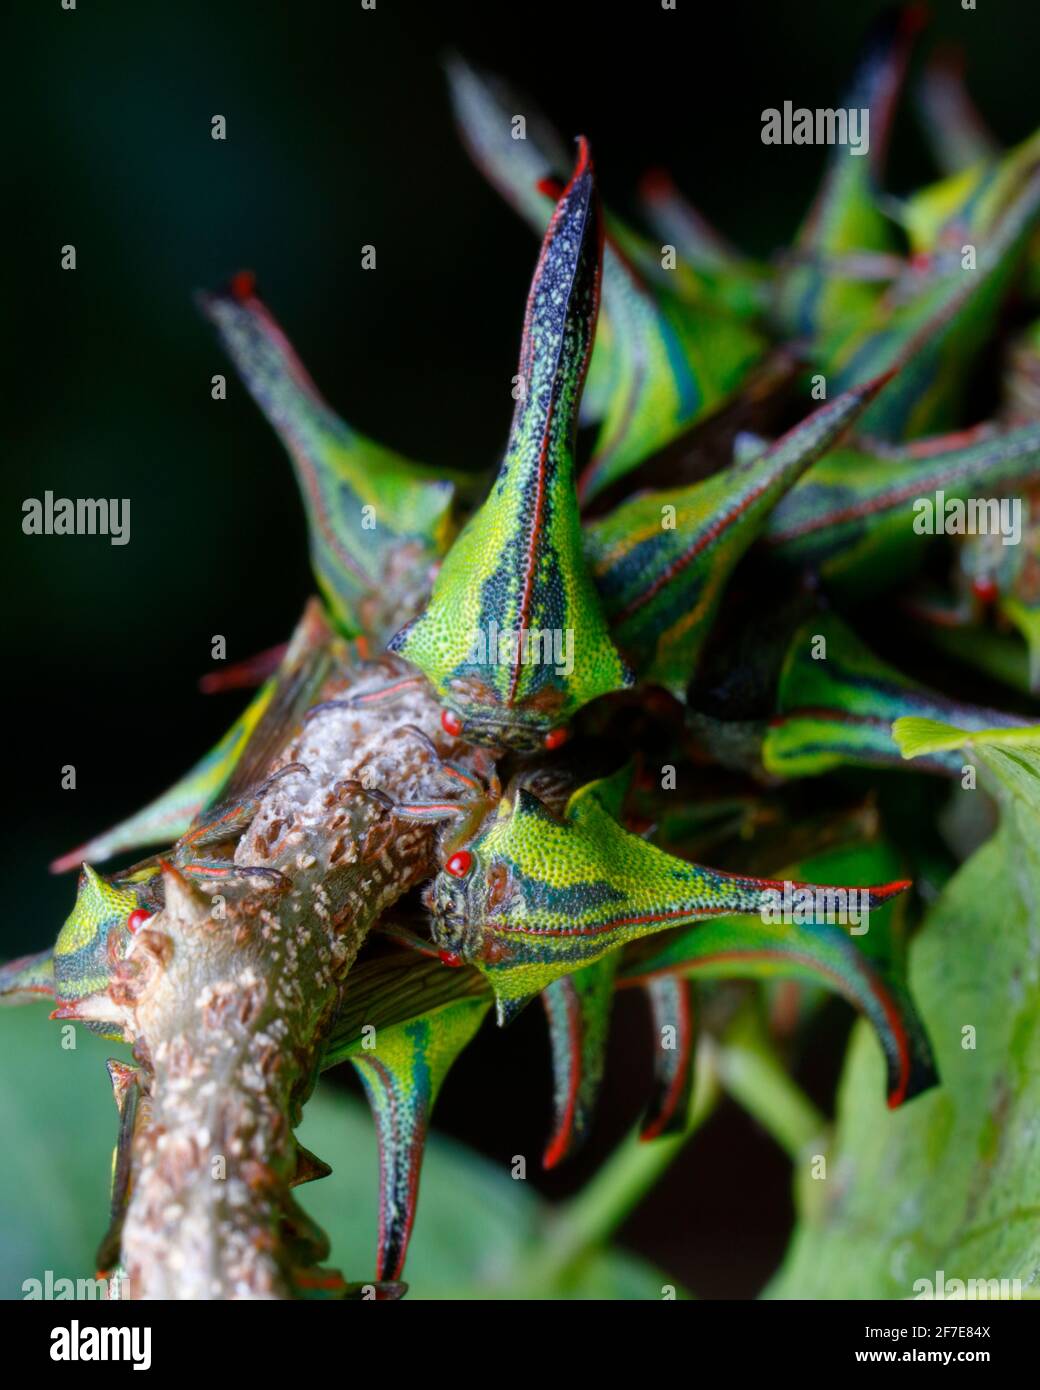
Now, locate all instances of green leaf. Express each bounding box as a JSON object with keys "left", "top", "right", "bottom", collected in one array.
[
  {"left": 893, "top": 715, "right": 1040, "bottom": 760},
  {"left": 0, "top": 1008, "right": 120, "bottom": 1297},
  {"left": 770, "top": 721, "right": 1040, "bottom": 1298}
]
